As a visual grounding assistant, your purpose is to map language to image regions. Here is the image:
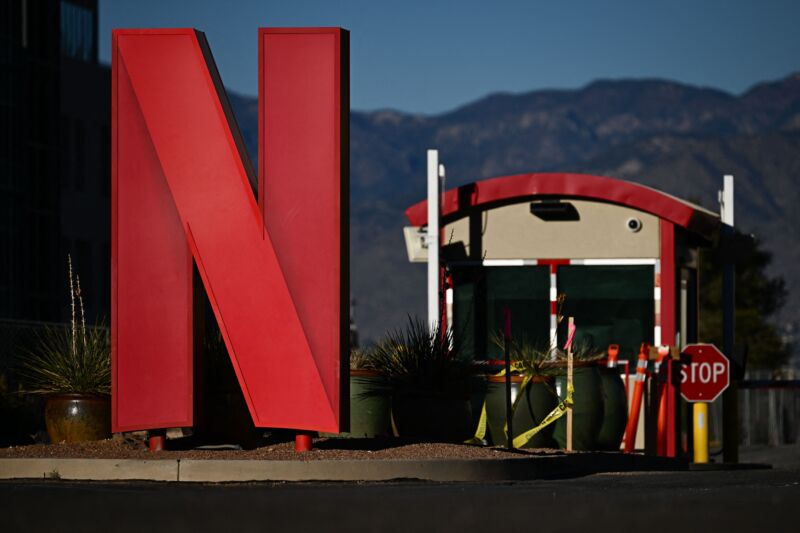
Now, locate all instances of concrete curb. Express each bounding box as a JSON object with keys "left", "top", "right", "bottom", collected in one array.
[
  {"left": 0, "top": 458, "right": 178, "bottom": 482},
  {"left": 0, "top": 453, "right": 688, "bottom": 483},
  {"left": 688, "top": 462, "right": 771, "bottom": 471}
]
